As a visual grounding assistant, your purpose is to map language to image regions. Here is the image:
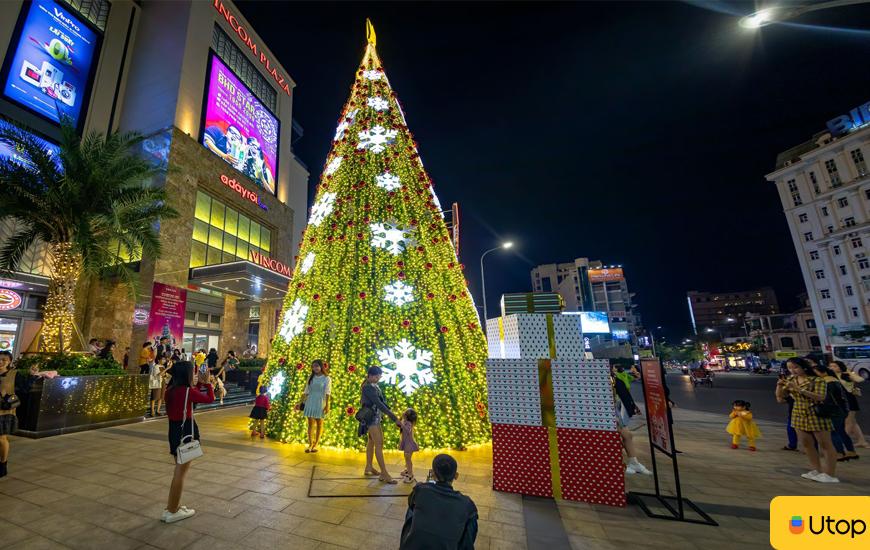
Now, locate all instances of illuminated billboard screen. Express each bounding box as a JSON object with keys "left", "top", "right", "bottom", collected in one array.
[
  {"left": 580, "top": 311, "right": 610, "bottom": 334},
  {"left": 0, "top": 119, "right": 60, "bottom": 169},
  {"left": 612, "top": 329, "right": 630, "bottom": 340},
  {"left": 588, "top": 268, "right": 624, "bottom": 283},
  {"left": 2, "top": 0, "right": 100, "bottom": 127},
  {"left": 201, "top": 53, "right": 278, "bottom": 195}
]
